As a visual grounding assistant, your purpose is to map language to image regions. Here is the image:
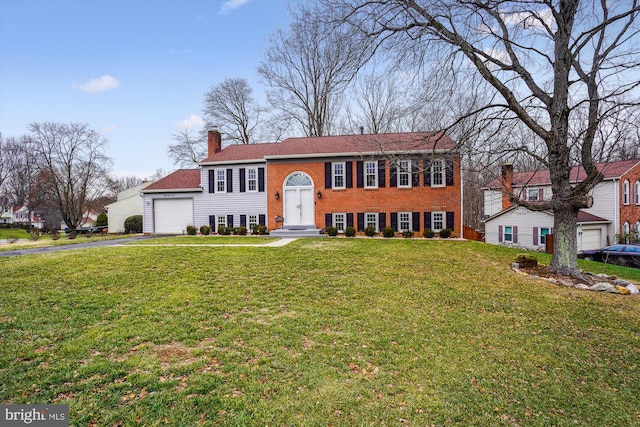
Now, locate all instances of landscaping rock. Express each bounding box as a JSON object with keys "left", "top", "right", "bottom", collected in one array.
[
  {"left": 625, "top": 284, "right": 639, "bottom": 294},
  {"left": 574, "top": 284, "right": 590, "bottom": 290},
  {"left": 589, "top": 282, "right": 618, "bottom": 293},
  {"left": 615, "top": 286, "right": 631, "bottom": 295},
  {"left": 515, "top": 253, "right": 538, "bottom": 268}
]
